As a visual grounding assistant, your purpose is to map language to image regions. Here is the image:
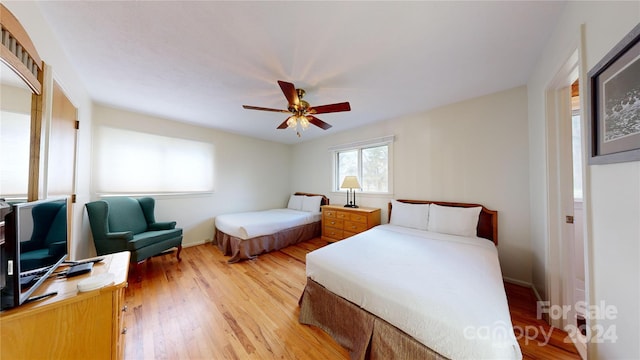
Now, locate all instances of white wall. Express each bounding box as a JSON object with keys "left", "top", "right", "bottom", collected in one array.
[
  {"left": 4, "top": 1, "right": 94, "bottom": 260},
  {"left": 292, "top": 86, "right": 532, "bottom": 282},
  {"left": 527, "top": 1, "right": 639, "bottom": 358},
  {"left": 91, "top": 104, "right": 292, "bottom": 250}
]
